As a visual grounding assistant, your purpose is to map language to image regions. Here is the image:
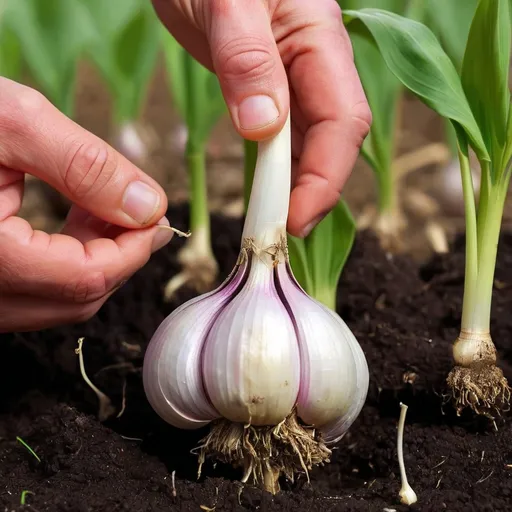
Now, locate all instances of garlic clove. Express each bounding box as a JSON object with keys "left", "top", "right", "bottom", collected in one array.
[
  {"left": 202, "top": 258, "right": 301, "bottom": 426},
  {"left": 143, "top": 263, "right": 248, "bottom": 429},
  {"left": 320, "top": 305, "right": 369, "bottom": 443},
  {"left": 275, "top": 263, "right": 359, "bottom": 428}
]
